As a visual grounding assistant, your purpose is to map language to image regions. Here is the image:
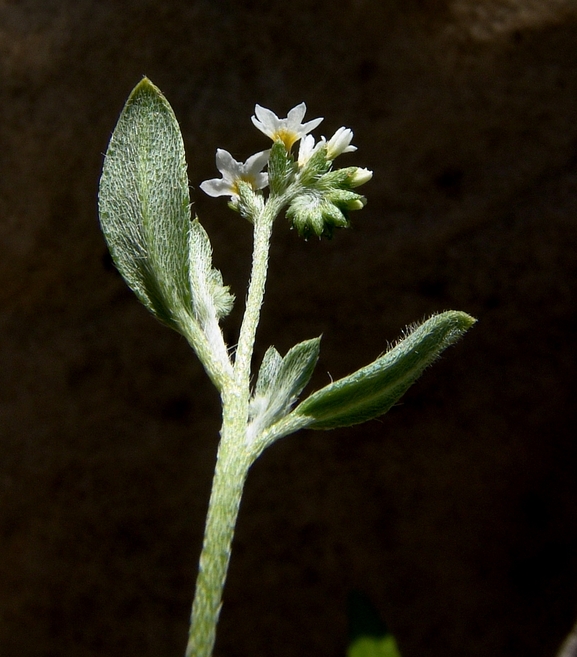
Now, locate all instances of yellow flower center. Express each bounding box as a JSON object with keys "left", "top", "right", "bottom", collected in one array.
[
  {"left": 232, "top": 175, "right": 257, "bottom": 196},
  {"left": 273, "top": 128, "right": 299, "bottom": 151}
]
